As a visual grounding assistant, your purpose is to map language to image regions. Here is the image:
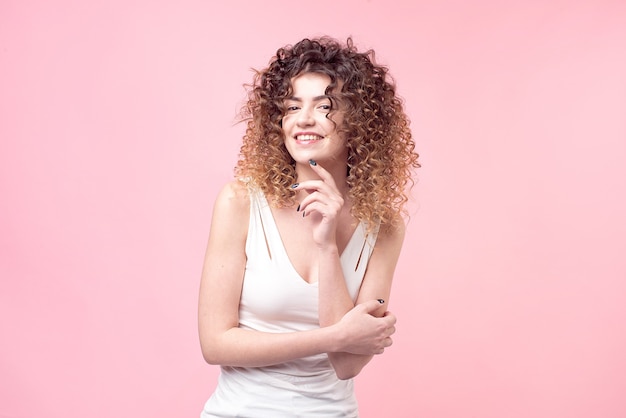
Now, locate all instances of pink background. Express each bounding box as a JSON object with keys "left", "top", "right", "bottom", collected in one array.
[{"left": 2, "top": 1, "right": 625, "bottom": 417}]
